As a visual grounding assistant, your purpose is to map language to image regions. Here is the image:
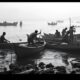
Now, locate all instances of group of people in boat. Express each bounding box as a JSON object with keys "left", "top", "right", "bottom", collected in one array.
[
  {"left": 54, "top": 26, "right": 76, "bottom": 44},
  {"left": 0, "top": 25, "right": 76, "bottom": 45},
  {"left": 0, "top": 30, "right": 41, "bottom": 45}
]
